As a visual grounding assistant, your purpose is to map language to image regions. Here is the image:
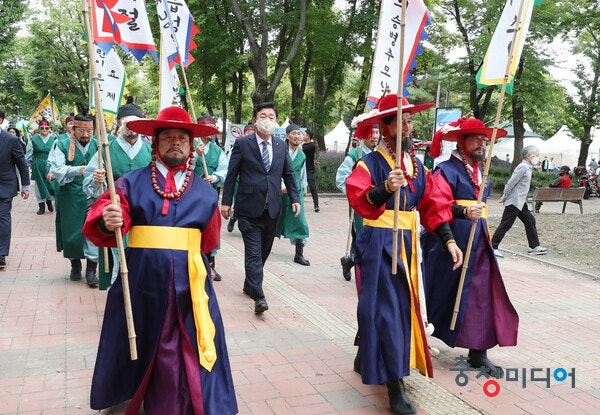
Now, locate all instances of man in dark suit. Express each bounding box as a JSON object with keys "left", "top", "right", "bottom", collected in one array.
[
  {"left": 0, "top": 107, "right": 31, "bottom": 267},
  {"left": 221, "top": 102, "right": 300, "bottom": 313}
]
